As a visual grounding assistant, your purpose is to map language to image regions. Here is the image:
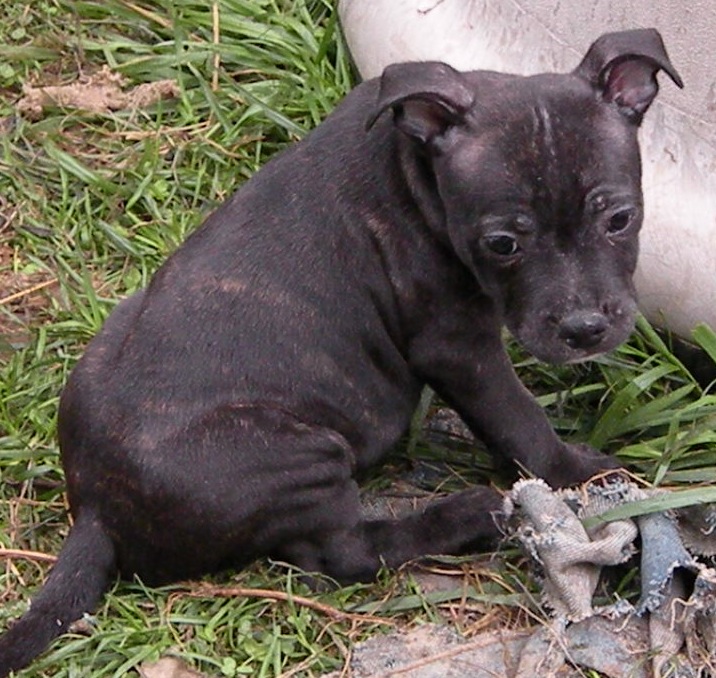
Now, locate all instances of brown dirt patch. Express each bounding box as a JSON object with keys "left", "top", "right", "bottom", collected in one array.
[
  {"left": 0, "top": 204, "right": 57, "bottom": 355},
  {"left": 17, "top": 66, "right": 179, "bottom": 120}
]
